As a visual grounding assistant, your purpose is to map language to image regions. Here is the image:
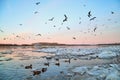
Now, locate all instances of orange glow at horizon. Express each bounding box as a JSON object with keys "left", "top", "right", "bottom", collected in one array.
[{"left": 0, "top": 31, "right": 120, "bottom": 44}]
